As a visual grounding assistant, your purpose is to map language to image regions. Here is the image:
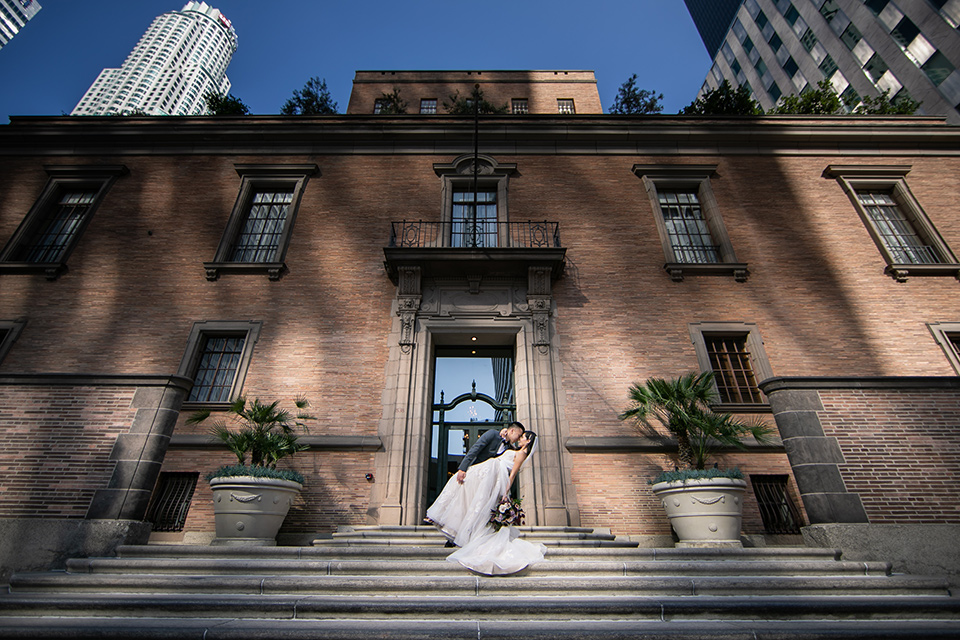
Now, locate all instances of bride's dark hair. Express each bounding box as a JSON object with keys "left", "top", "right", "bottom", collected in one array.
[{"left": 520, "top": 431, "right": 537, "bottom": 455}]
